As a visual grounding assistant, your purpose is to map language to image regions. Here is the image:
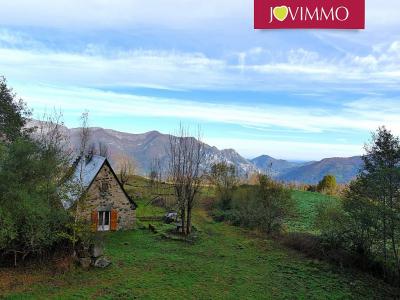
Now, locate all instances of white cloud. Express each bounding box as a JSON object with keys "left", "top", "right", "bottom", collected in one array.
[
  {"left": 366, "top": 0, "right": 400, "bottom": 27},
  {"left": 0, "top": 47, "right": 231, "bottom": 90},
  {"left": 1, "top": 38, "right": 400, "bottom": 93},
  {"left": 21, "top": 81, "right": 370, "bottom": 159},
  {"left": 344, "top": 98, "right": 400, "bottom": 134},
  {"left": 0, "top": 0, "right": 398, "bottom": 30},
  {"left": 16, "top": 83, "right": 400, "bottom": 136},
  {"left": 0, "top": 0, "right": 398, "bottom": 160},
  {"left": 0, "top": 0, "right": 249, "bottom": 30}
]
